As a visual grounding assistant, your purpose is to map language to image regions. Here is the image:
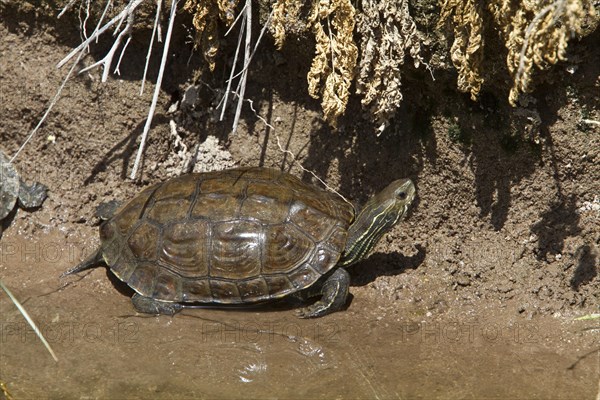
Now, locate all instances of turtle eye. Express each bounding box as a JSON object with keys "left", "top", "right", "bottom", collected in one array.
[{"left": 398, "top": 192, "right": 407, "bottom": 200}]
